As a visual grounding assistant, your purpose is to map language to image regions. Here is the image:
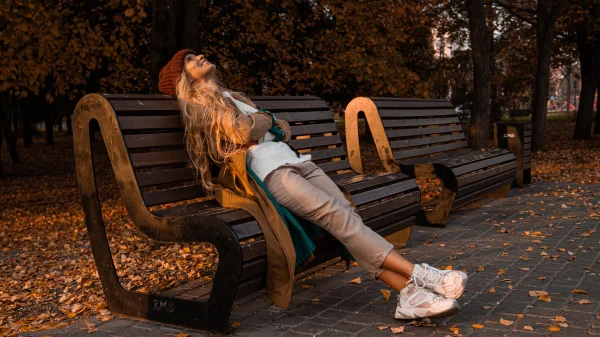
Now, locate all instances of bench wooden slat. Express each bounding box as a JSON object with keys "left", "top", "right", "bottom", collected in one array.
[
  {"left": 373, "top": 100, "right": 454, "bottom": 109},
  {"left": 130, "top": 150, "right": 187, "bottom": 168},
  {"left": 379, "top": 109, "right": 457, "bottom": 118},
  {"left": 288, "top": 135, "right": 342, "bottom": 150},
  {"left": 142, "top": 185, "right": 207, "bottom": 207},
  {"left": 456, "top": 161, "right": 518, "bottom": 188},
  {"left": 152, "top": 199, "right": 222, "bottom": 217},
  {"left": 364, "top": 204, "right": 421, "bottom": 231},
  {"left": 450, "top": 153, "right": 516, "bottom": 177},
  {"left": 136, "top": 167, "right": 196, "bottom": 187},
  {"left": 124, "top": 132, "right": 184, "bottom": 149},
  {"left": 438, "top": 148, "right": 507, "bottom": 167},
  {"left": 309, "top": 147, "right": 347, "bottom": 161},
  {"left": 383, "top": 117, "right": 460, "bottom": 128},
  {"left": 456, "top": 172, "right": 515, "bottom": 199},
  {"left": 290, "top": 123, "right": 338, "bottom": 136},
  {"left": 103, "top": 94, "right": 174, "bottom": 100},
  {"left": 241, "top": 240, "right": 267, "bottom": 262},
  {"left": 231, "top": 221, "right": 263, "bottom": 241},
  {"left": 389, "top": 133, "right": 465, "bottom": 150},
  {"left": 358, "top": 191, "right": 421, "bottom": 220},
  {"left": 271, "top": 110, "right": 333, "bottom": 123},
  {"left": 385, "top": 125, "right": 463, "bottom": 139},
  {"left": 351, "top": 180, "right": 419, "bottom": 206},
  {"left": 111, "top": 100, "right": 179, "bottom": 111},
  {"left": 317, "top": 160, "right": 351, "bottom": 173},
  {"left": 342, "top": 172, "right": 412, "bottom": 194},
  {"left": 254, "top": 99, "right": 329, "bottom": 111},
  {"left": 239, "top": 256, "right": 267, "bottom": 281},
  {"left": 118, "top": 115, "right": 183, "bottom": 131},
  {"left": 394, "top": 141, "right": 468, "bottom": 160}
]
